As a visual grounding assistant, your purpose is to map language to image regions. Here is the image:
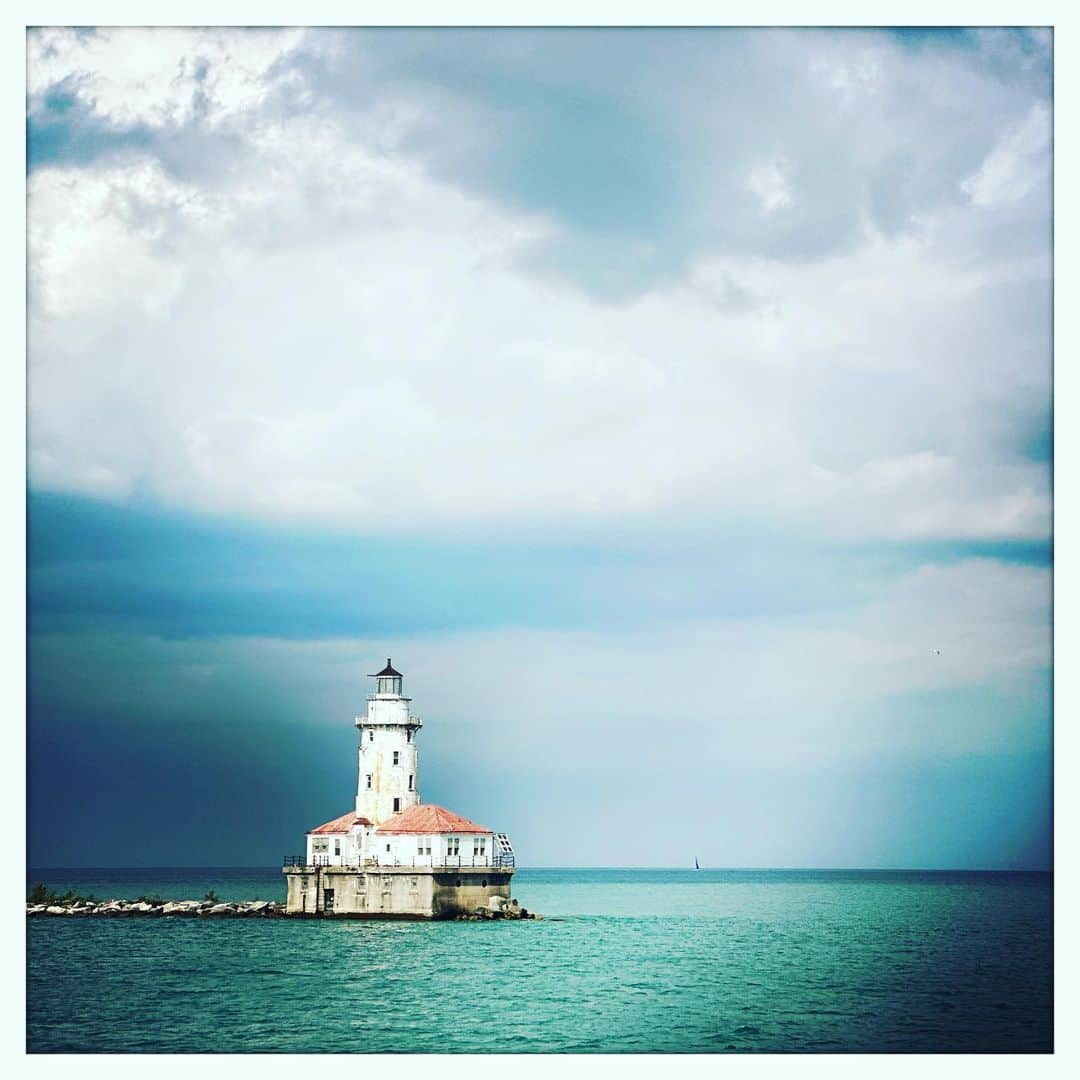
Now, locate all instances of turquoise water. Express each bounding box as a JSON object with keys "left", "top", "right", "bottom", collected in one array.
[{"left": 26, "top": 868, "right": 1051, "bottom": 1053}]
